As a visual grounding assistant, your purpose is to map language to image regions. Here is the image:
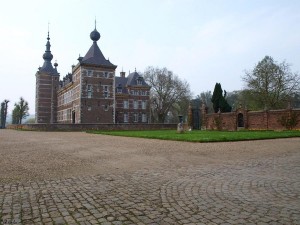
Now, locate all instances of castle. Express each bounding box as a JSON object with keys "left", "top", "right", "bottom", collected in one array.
[{"left": 35, "top": 25, "right": 150, "bottom": 124}]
